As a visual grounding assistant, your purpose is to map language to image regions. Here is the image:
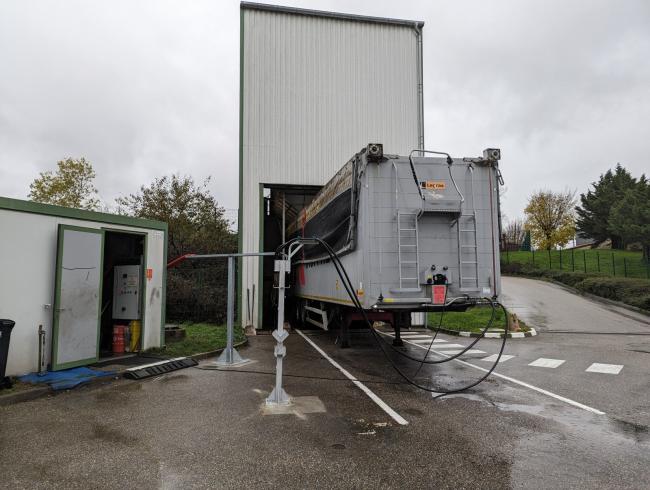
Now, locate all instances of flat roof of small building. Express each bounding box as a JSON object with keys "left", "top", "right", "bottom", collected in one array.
[
  {"left": 0, "top": 196, "right": 167, "bottom": 231},
  {"left": 240, "top": 2, "right": 425, "bottom": 28}
]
